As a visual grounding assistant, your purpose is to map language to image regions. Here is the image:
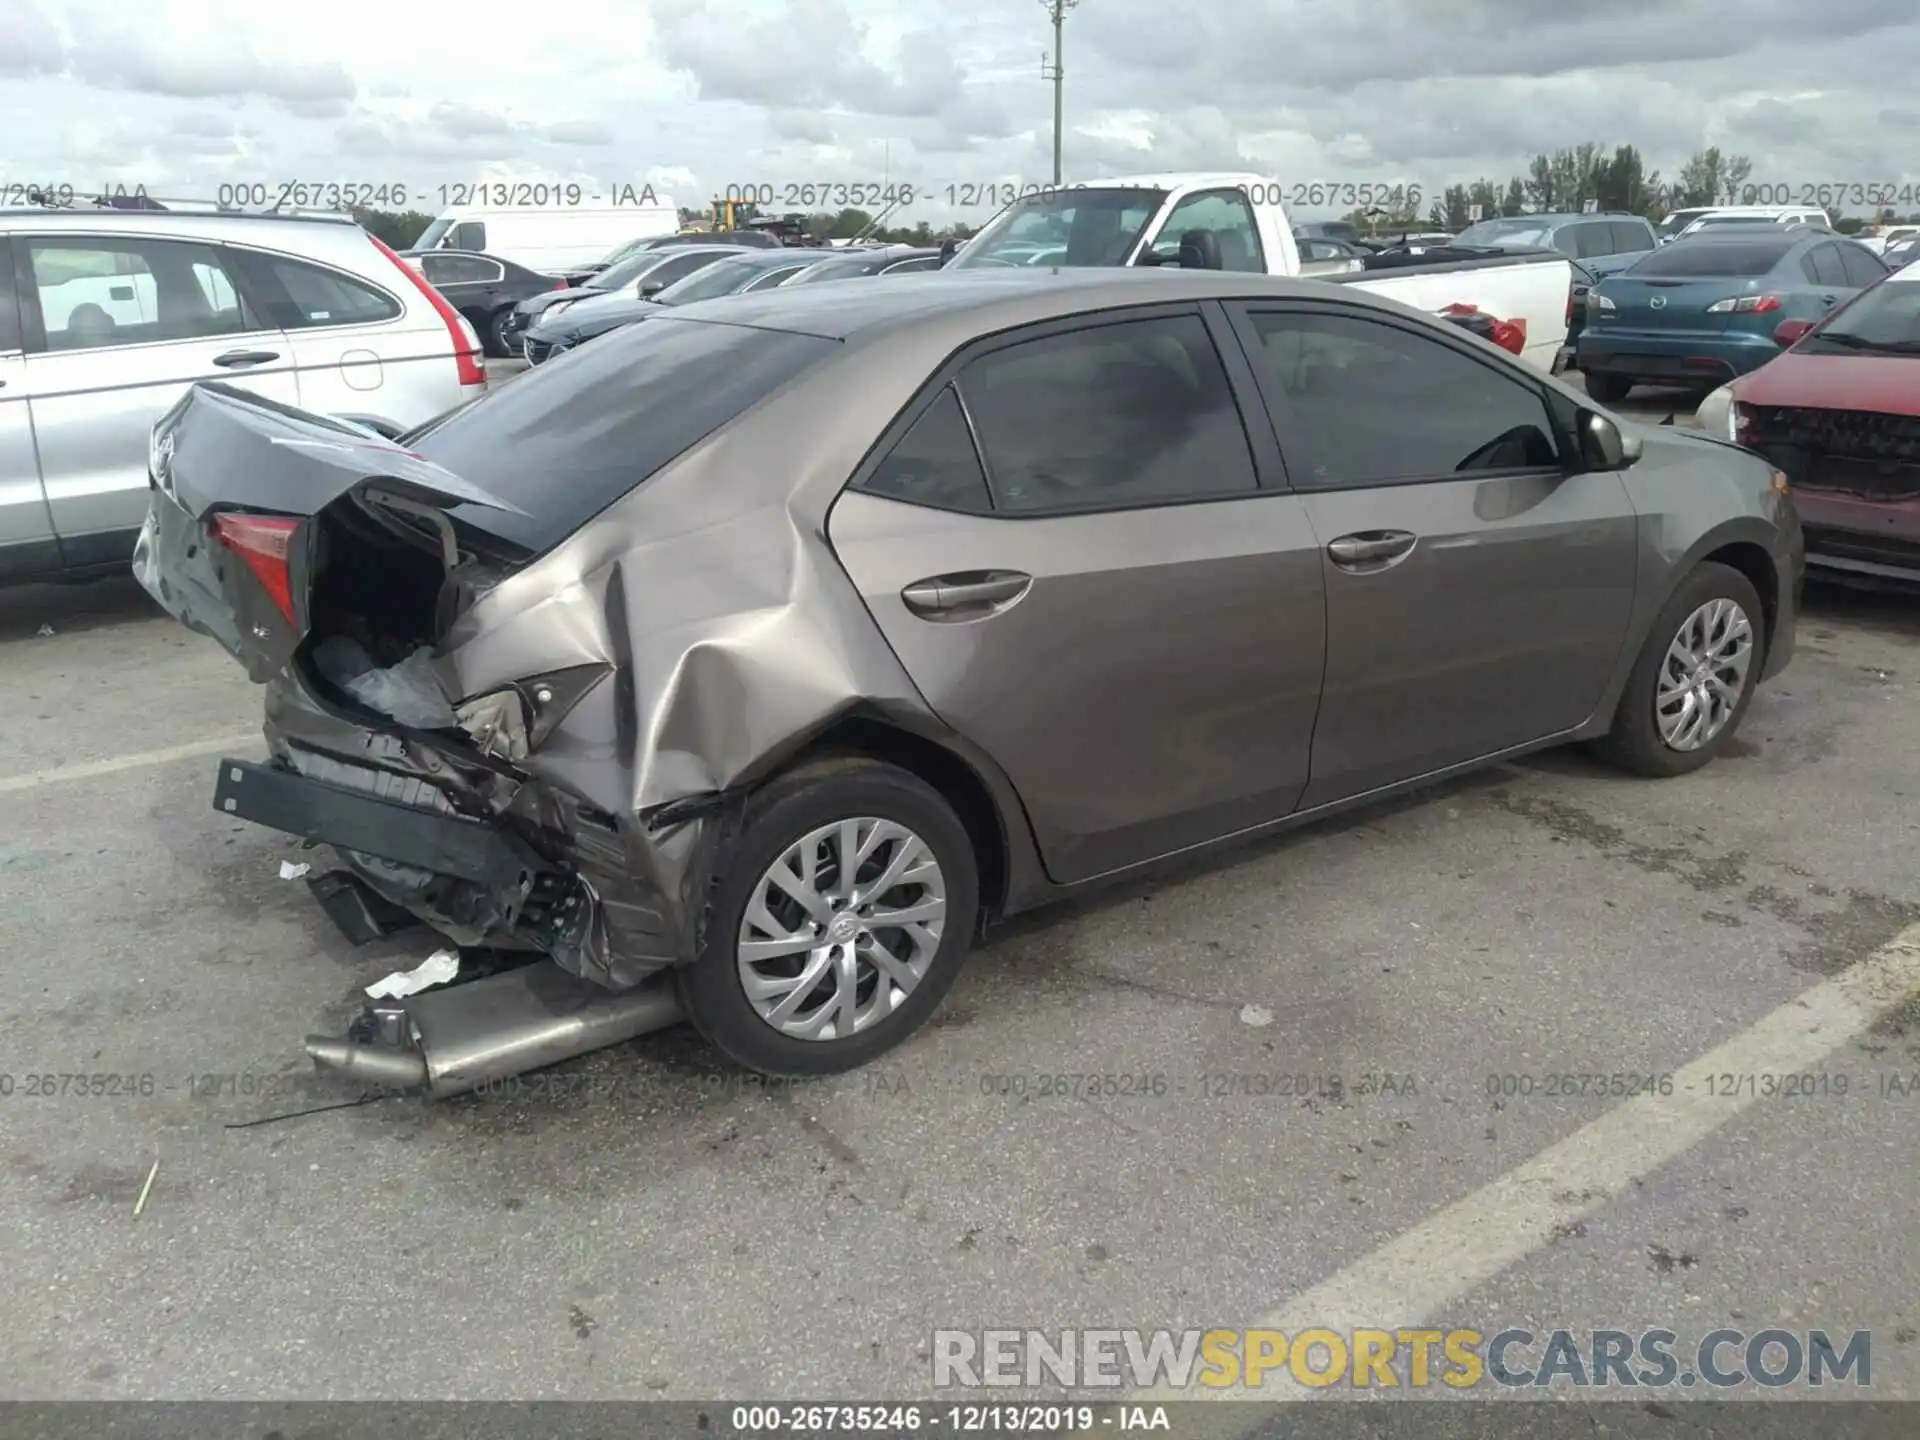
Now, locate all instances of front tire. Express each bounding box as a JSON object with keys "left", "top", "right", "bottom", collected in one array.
[
  {"left": 483, "top": 308, "right": 516, "bottom": 359},
  {"left": 678, "top": 758, "right": 980, "bottom": 1076},
  {"left": 1592, "top": 562, "right": 1765, "bottom": 777},
  {"left": 1585, "top": 371, "right": 1632, "bottom": 404}
]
